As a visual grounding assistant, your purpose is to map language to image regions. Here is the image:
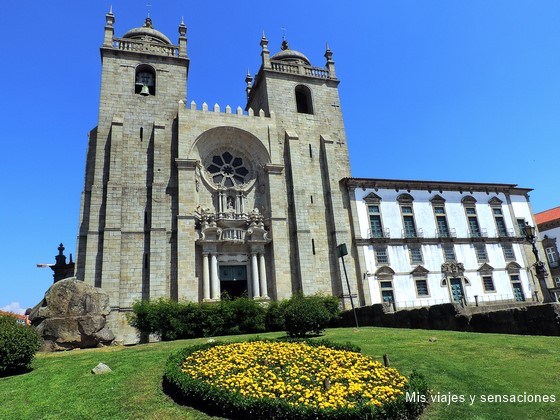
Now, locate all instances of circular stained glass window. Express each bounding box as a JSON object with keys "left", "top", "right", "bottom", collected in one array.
[{"left": 206, "top": 152, "right": 249, "bottom": 187}]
